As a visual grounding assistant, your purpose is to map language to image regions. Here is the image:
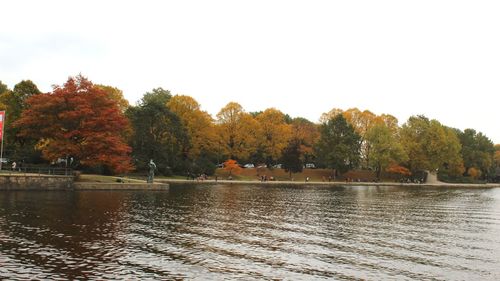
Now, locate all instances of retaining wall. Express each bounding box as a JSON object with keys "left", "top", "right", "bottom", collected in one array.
[
  {"left": 73, "top": 182, "right": 169, "bottom": 190},
  {"left": 0, "top": 174, "right": 169, "bottom": 190},
  {"left": 0, "top": 174, "right": 73, "bottom": 190}
]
